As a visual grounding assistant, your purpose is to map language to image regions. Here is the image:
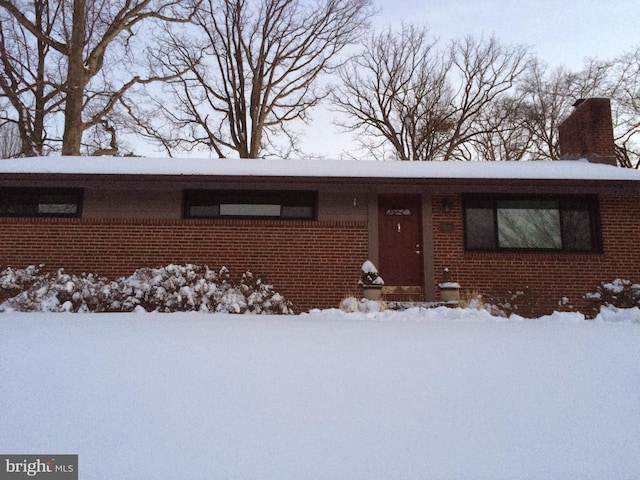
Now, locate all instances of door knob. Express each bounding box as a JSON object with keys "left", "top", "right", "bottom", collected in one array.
[{"left": 415, "top": 244, "right": 421, "bottom": 255}]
